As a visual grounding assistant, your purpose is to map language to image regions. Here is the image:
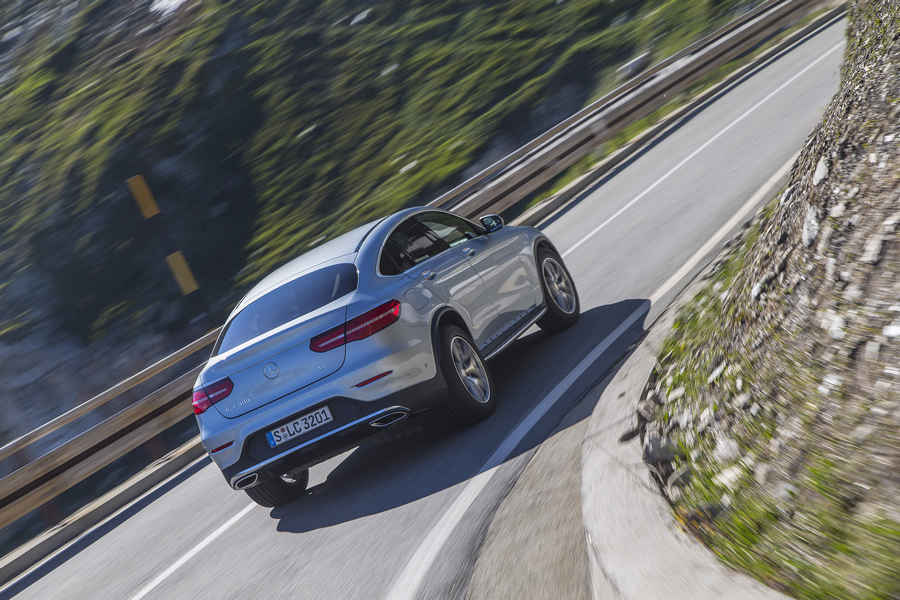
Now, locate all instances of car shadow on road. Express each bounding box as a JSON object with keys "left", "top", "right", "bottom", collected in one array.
[{"left": 270, "top": 298, "right": 650, "bottom": 534}]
